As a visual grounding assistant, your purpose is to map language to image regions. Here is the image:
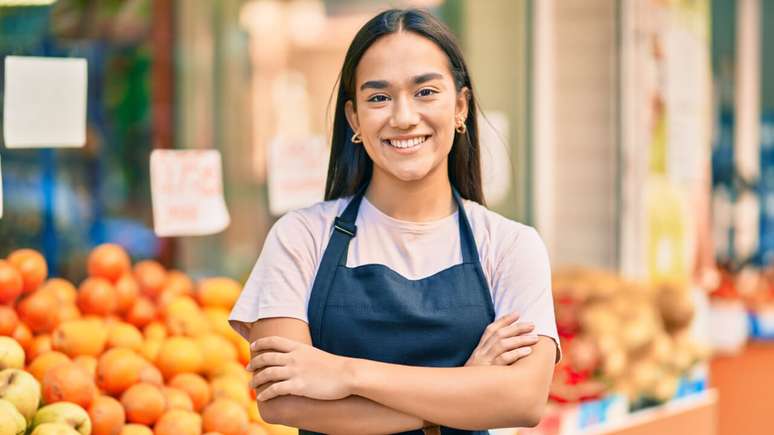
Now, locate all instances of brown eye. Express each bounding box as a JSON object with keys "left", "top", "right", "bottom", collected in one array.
[
  {"left": 416, "top": 89, "right": 437, "bottom": 97},
  {"left": 367, "top": 94, "right": 389, "bottom": 103}
]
